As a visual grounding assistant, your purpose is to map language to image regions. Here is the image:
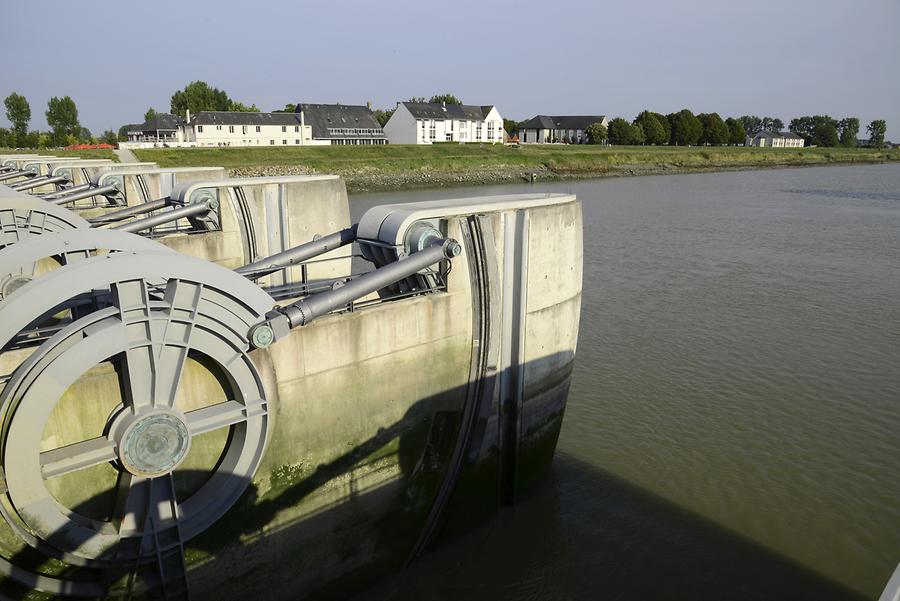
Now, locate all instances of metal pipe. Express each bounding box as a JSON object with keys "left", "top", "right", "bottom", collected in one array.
[
  {"left": 88, "top": 198, "right": 169, "bottom": 225},
  {"left": 40, "top": 183, "right": 92, "bottom": 199},
  {"left": 282, "top": 238, "right": 460, "bottom": 328},
  {"left": 0, "top": 170, "right": 30, "bottom": 183},
  {"left": 49, "top": 183, "right": 120, "bottom": 205},
  {"left": 235, "top": 225, "right": 358, "bottom": 279},
  {"left": 10, "top": 175, "right": 69, "bottom": 192},
  {"left": 111, "top": 201, "right": 211, "bottom": 233}
]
